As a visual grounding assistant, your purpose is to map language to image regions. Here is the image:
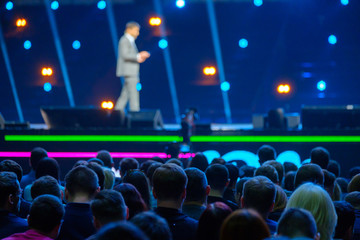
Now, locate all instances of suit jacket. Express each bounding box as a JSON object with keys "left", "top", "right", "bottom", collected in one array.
[{"left": 116, "top": 35, "right": 139, "bottom": 77}]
